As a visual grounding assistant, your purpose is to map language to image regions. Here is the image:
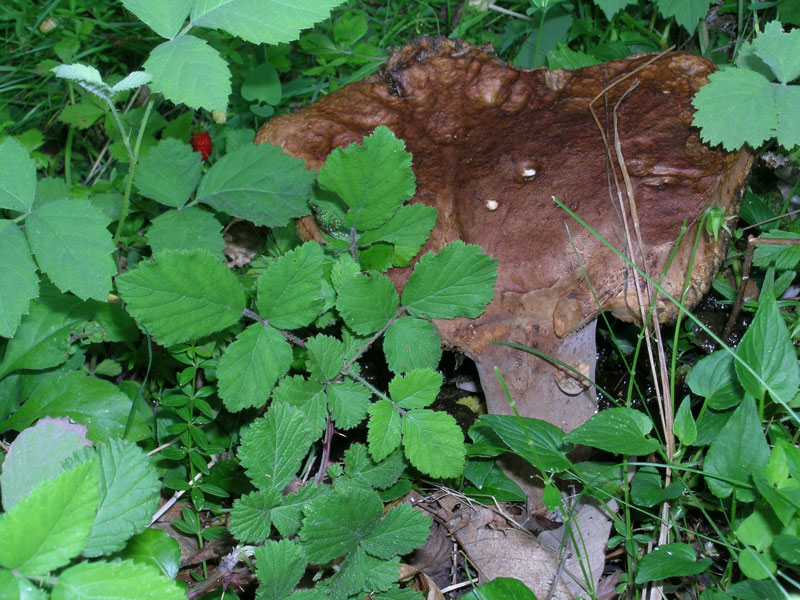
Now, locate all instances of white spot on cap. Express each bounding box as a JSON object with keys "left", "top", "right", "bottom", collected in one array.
[
  {"left": 486, "top": 200, "right": 498, "bottom": 210},
  {"left": 522, "top": 168, "right": 537, "bottom": 180}
]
